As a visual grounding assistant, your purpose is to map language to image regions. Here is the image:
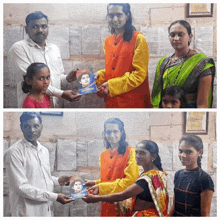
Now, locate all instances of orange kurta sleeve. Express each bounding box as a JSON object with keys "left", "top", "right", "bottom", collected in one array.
[
  {"left": 108, "top": 34, "right": 149, "bottom": 97},
  {"left": 98, "top": 148, "right": 139, "bottom": 195}
]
